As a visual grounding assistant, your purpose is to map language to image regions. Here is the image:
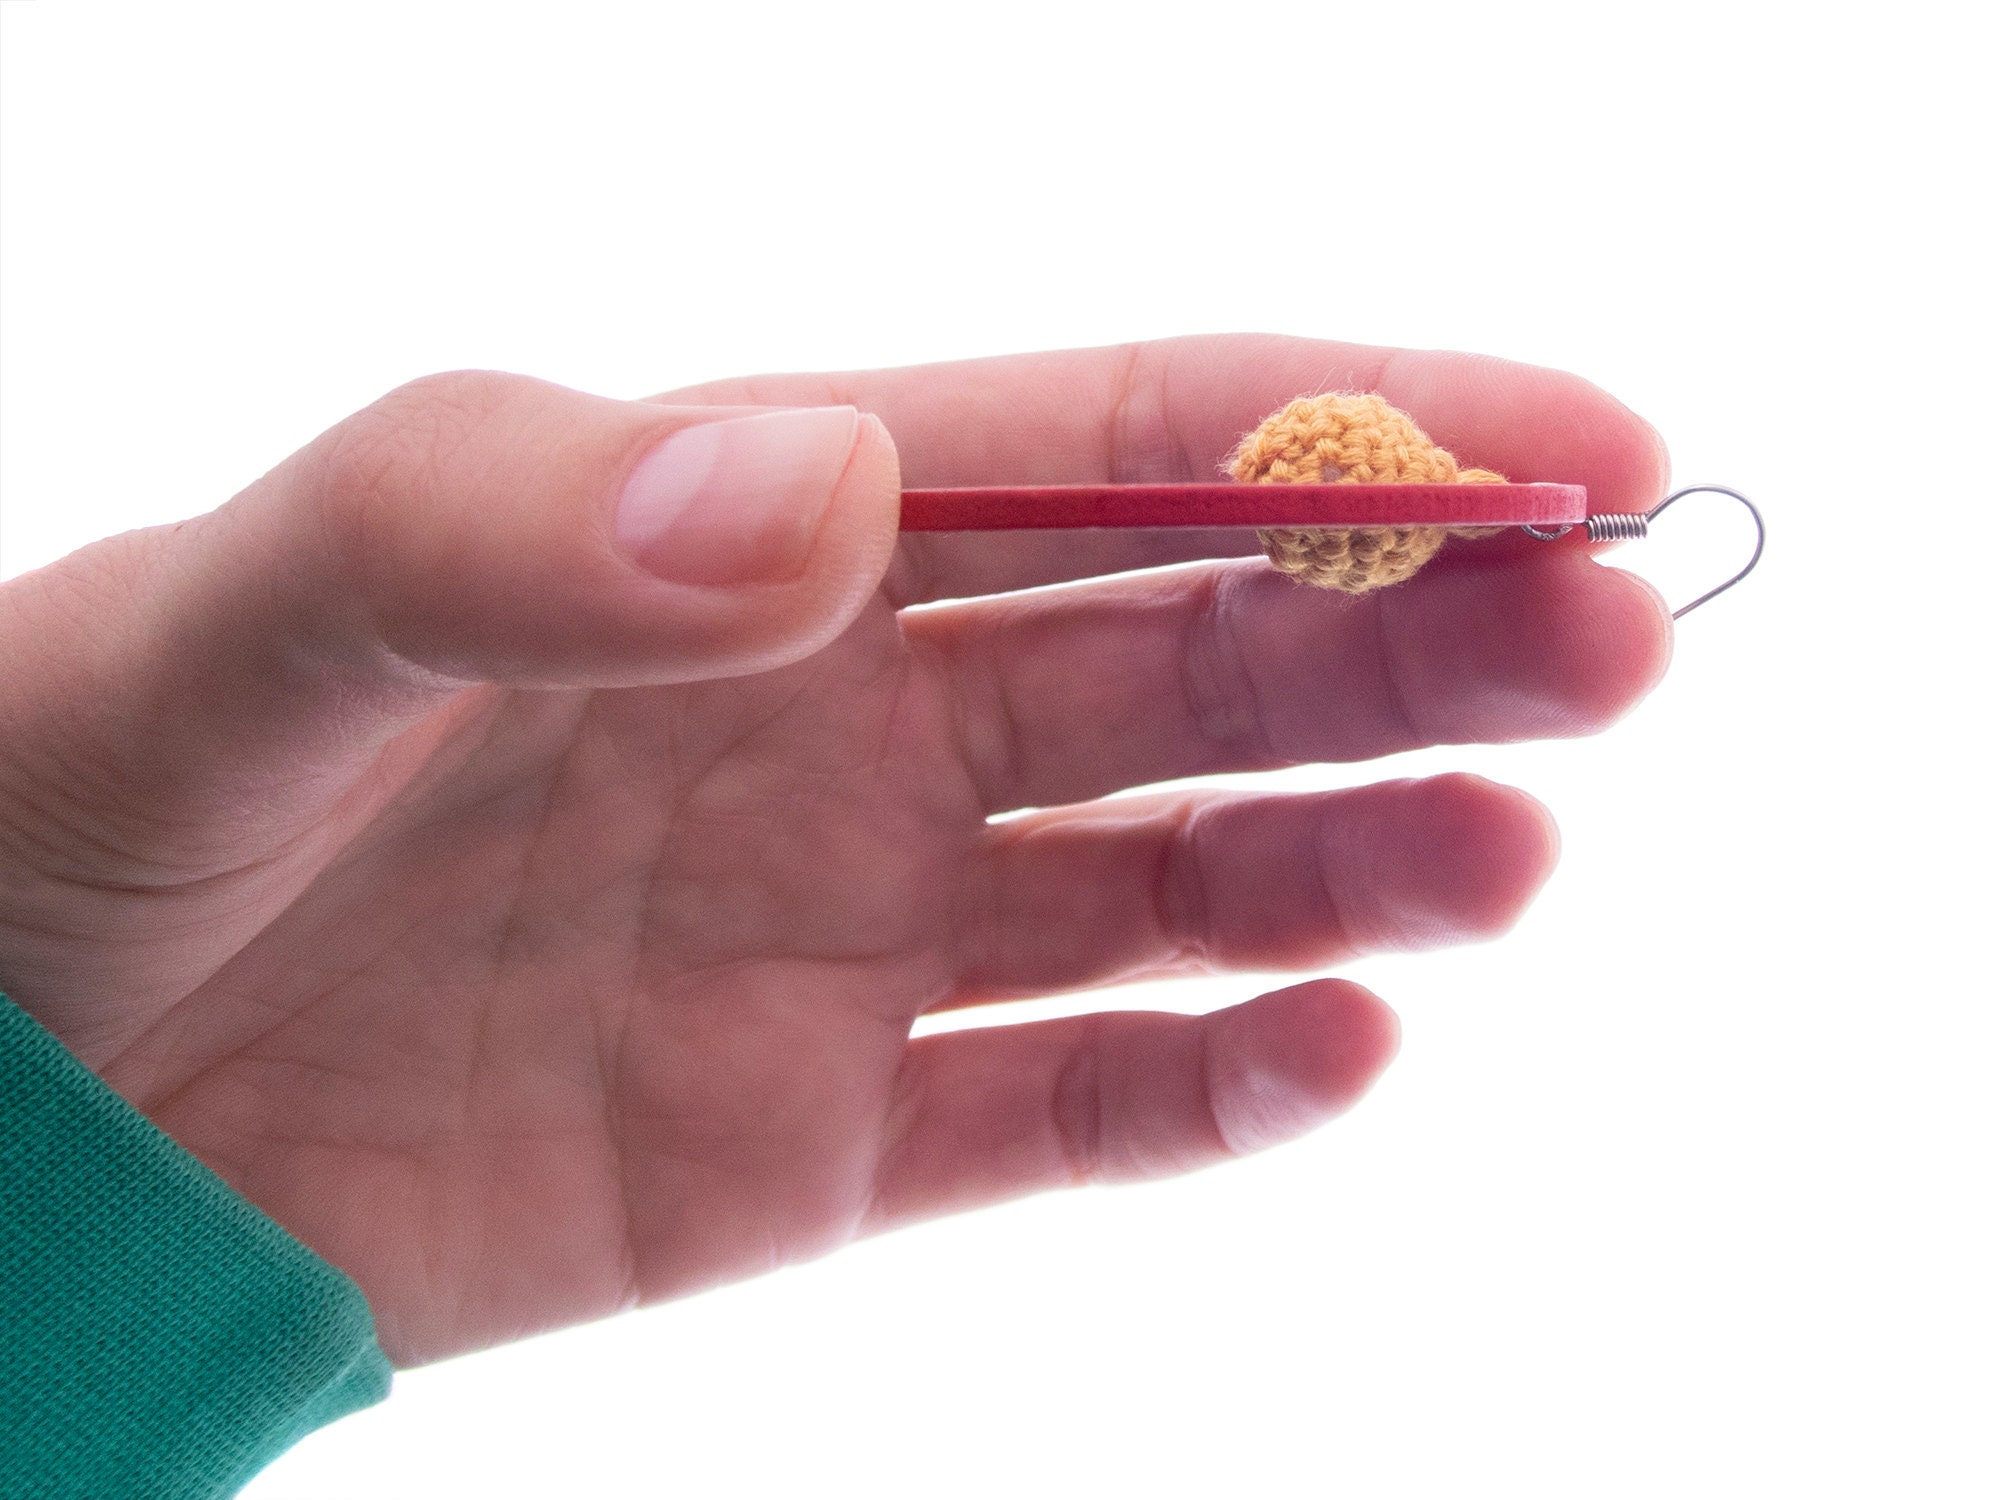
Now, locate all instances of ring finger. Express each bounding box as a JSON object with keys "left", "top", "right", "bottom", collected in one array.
[{"left": 942, "top": 773, "right": 1558, "bottom": 1008}]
